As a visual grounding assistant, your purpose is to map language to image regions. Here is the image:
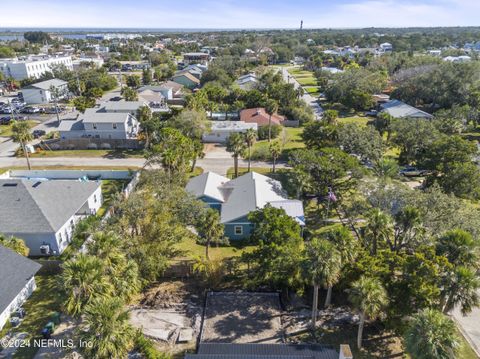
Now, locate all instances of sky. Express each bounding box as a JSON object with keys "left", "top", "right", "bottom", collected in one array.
[{"left": 1, "top": 0, "right": 480, "bottom": 29}]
